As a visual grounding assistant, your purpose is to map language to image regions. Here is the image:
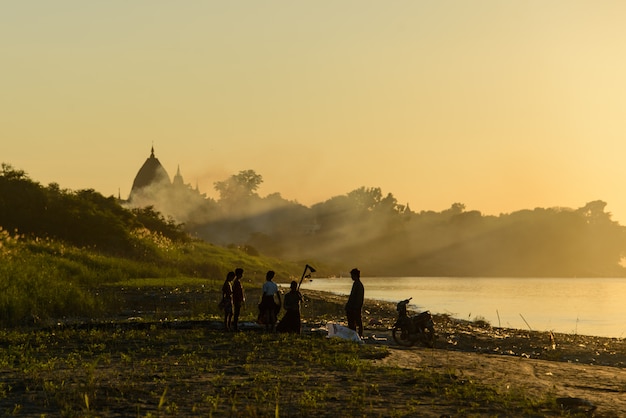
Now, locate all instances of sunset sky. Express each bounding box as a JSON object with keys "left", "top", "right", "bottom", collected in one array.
[{"left": 3, "top": 2, "right": 626, "bottom": 222}]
